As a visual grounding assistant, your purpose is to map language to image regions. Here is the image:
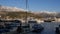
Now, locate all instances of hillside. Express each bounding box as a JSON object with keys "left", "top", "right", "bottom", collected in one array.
[
  {"left": 0, "top": 5, "right": 26, "bottom": 12},
  {"left": 0, "top": 6, "right": 60, "bottom": 19},
  {"left": 0, "top": 11, "right": 42, "bottom": 19},
  {"left": 0, "top": 6, "right": 41, "bottom": 19}
]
